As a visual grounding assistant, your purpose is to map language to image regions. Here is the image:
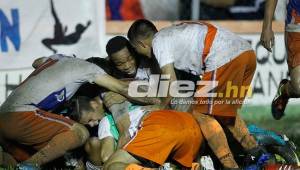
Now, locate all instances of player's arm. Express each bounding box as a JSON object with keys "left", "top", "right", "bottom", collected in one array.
[
  {"left": 100, "top": 137, "right": 115, "bottom": 162},
  {"left": 95, "top": 117, "right": 117, "bottom": 163},
  {"left": 160, "top": 63, "right": 177, "bottom": 107},
  {"left": 102, "top": 92, "right": 132, "bottom": 148},
  {"left": 94, "top": 74, "right": 160, "bottom": 105},
  {"left": 260, "top": 0, "right": 278, "bottom": 52}
]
